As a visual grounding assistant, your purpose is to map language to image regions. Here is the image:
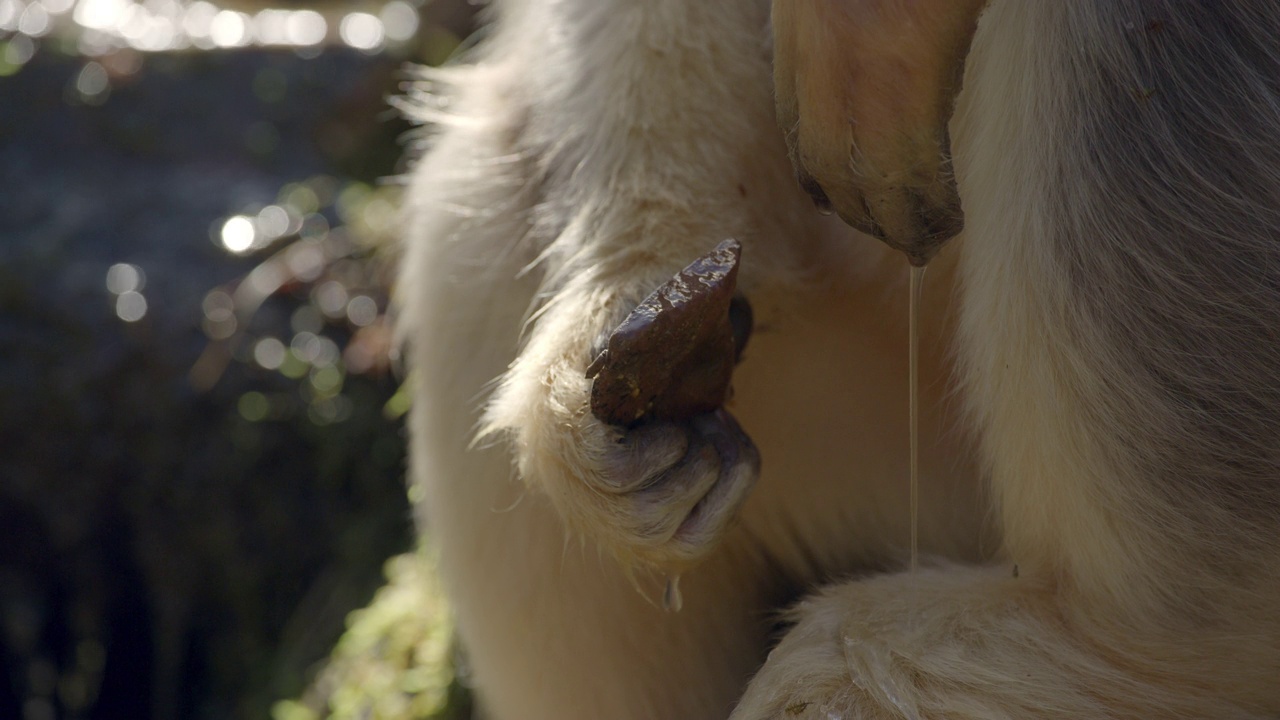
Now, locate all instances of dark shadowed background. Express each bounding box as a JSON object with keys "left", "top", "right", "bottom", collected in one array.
[{"left": 0, "top": 2, "right": 475, "bottom": 718}]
